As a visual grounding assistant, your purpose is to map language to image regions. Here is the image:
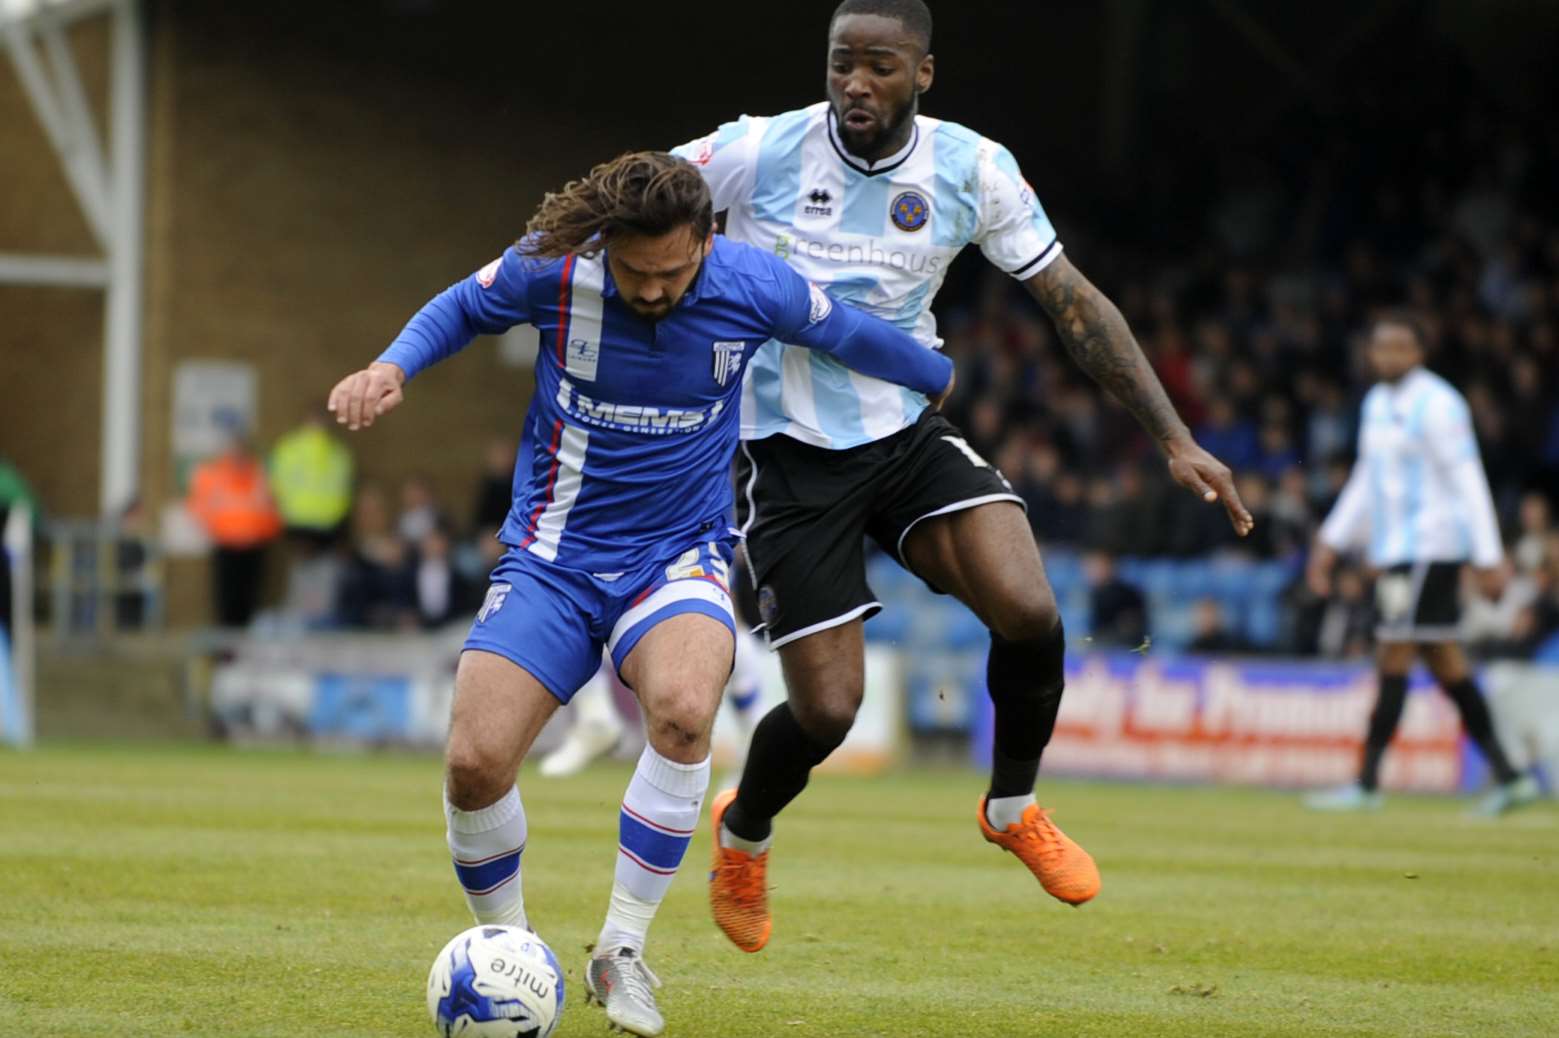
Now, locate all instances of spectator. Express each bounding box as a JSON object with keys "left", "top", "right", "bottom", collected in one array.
[
  {"left": 471, "top": 439, "right": 516, "bottom": 533},
  {"left": 1193, "top": 397, "right": 1260, "bottom": 473},
  {"left": 412, "top": 523, "right": 472, "bottom": 629},
  {"left": 1188, "top": 598, "right": 1249, "bottom": 654},
  {"left": 1512, "top": 492, "right": 1552, "bottom": 576},
  {"left": 1084, "top": 551, "right": 1147, "bottom": 648},
  {"left": 1315, "top": 566, "right": 1373, "bottom": 660},
  {"left": 397, "top": 475, "right": 441, "bottom": 543},
  {"left": 269, "top": 407, "right": 354, "bottom": 547},
  {"left": 0, "top": 455, "right": 39, "bottom": 639},
  {"left": 186, "top": 427, "right": 283, "bottom": 627}
]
